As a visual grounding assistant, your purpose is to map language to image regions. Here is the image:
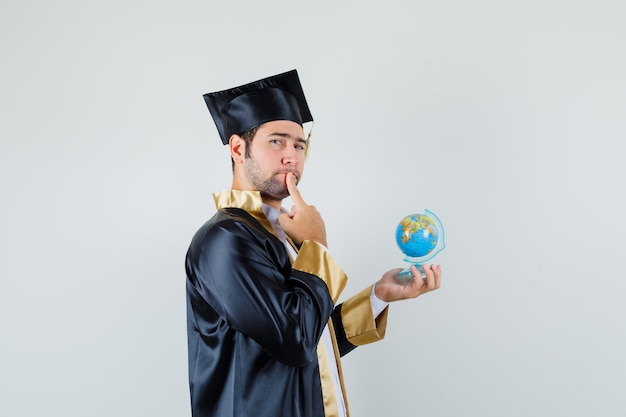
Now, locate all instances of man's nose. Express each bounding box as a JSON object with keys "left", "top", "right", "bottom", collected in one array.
[{"left": 282, "top": 148, "right": 299, "bottom": 165}]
